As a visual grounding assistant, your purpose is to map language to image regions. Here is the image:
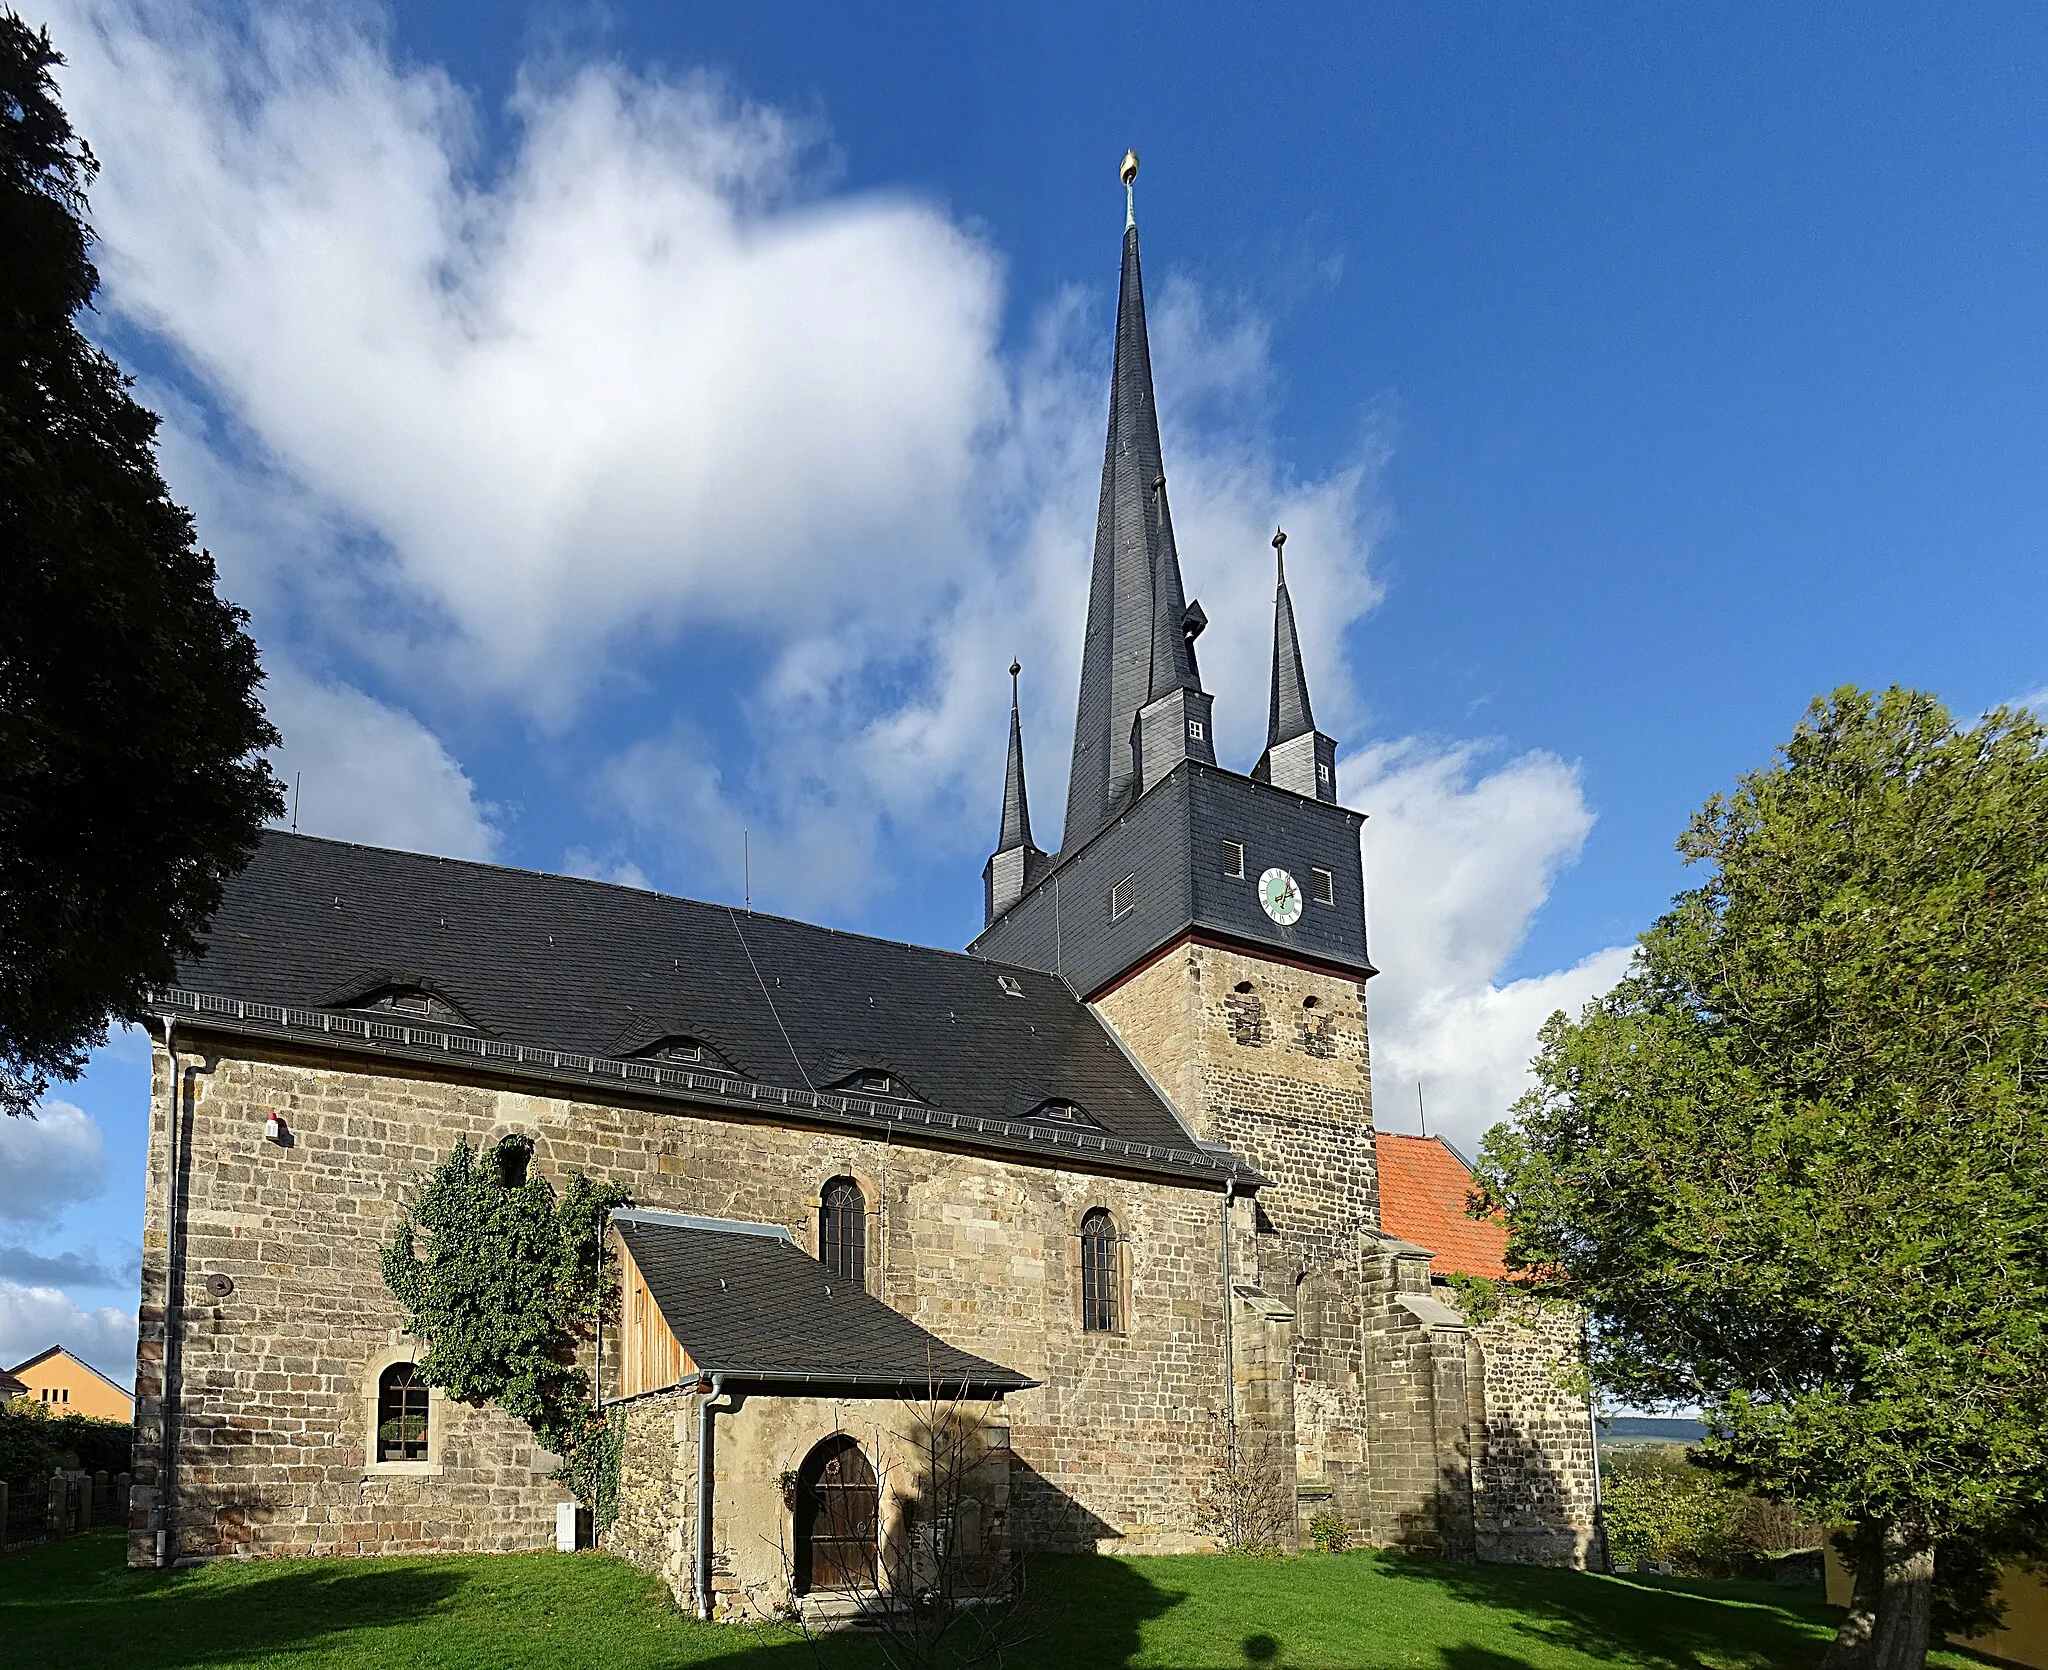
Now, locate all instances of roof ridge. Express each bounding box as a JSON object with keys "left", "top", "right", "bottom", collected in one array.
[
  {"left": 3, "top": 1344, "right": 130, "bottom": 1394},
  {"left": 263, "top": 829, "right": 1076, "bottom": 985}
]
